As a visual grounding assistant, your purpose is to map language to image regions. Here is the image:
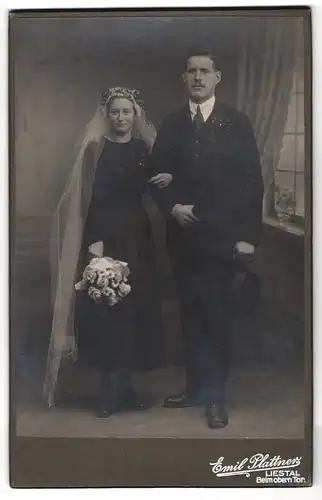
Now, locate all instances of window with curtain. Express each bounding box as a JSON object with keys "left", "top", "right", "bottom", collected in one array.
[{"left": 274, "top": 49, "right": 305, "bottom": 222}]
